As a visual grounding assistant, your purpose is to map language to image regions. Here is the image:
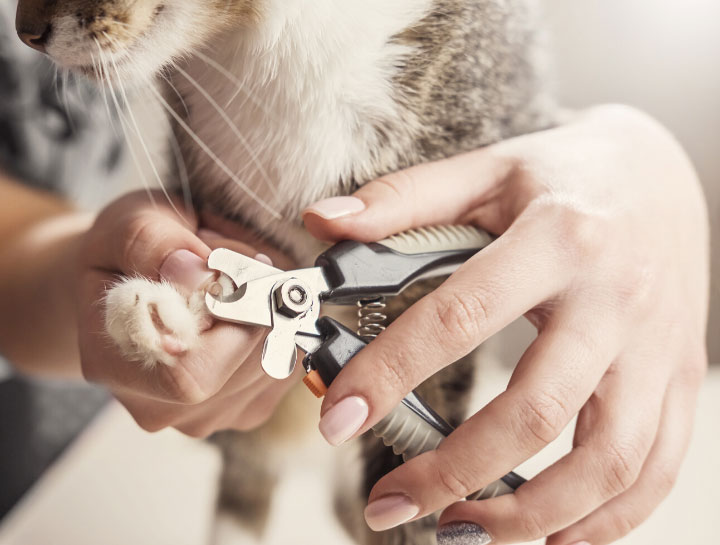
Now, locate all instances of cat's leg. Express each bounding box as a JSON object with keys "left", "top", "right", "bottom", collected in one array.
[
  {"left": 210, "top": 385, "right": 318, "bottom": 542},
  {"left": 211, "top": 429, "right": 279, "bottom": 540},
  {"left": 104, "top": 277, "right": 208, "bottom": 368}
]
